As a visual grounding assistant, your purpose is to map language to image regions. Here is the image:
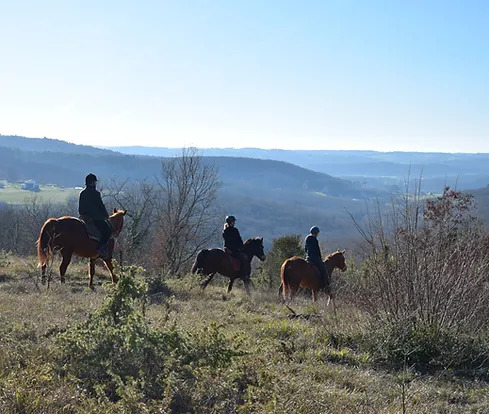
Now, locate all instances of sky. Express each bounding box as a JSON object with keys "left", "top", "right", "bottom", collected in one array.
[{"left": 0, "top": 1, "right": 488, "bottom": 152}]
